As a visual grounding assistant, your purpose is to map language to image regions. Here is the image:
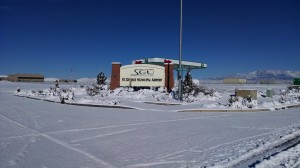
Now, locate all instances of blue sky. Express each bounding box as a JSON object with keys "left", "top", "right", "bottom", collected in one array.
[{"left": 1, "top": 0, "right": 299, "bottom": 79}]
